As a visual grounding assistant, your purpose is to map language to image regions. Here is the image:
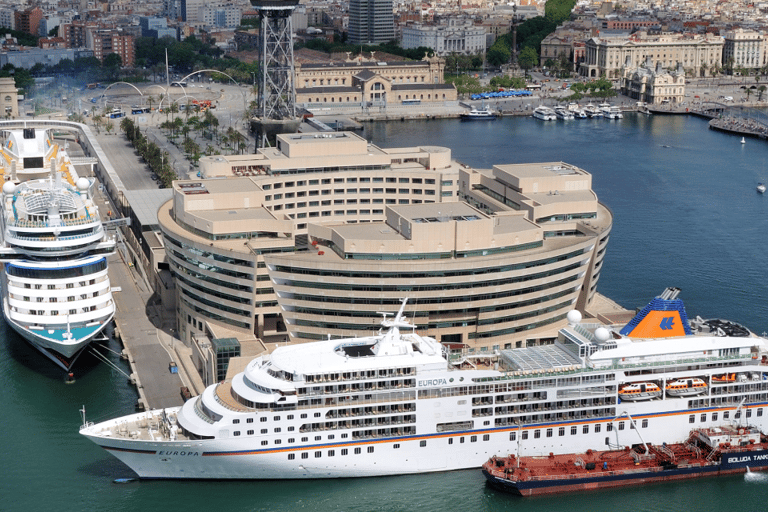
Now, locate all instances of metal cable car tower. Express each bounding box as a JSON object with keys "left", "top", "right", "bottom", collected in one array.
[{"left": 251, "top": 0, "right": 301, "bottom": 148}]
